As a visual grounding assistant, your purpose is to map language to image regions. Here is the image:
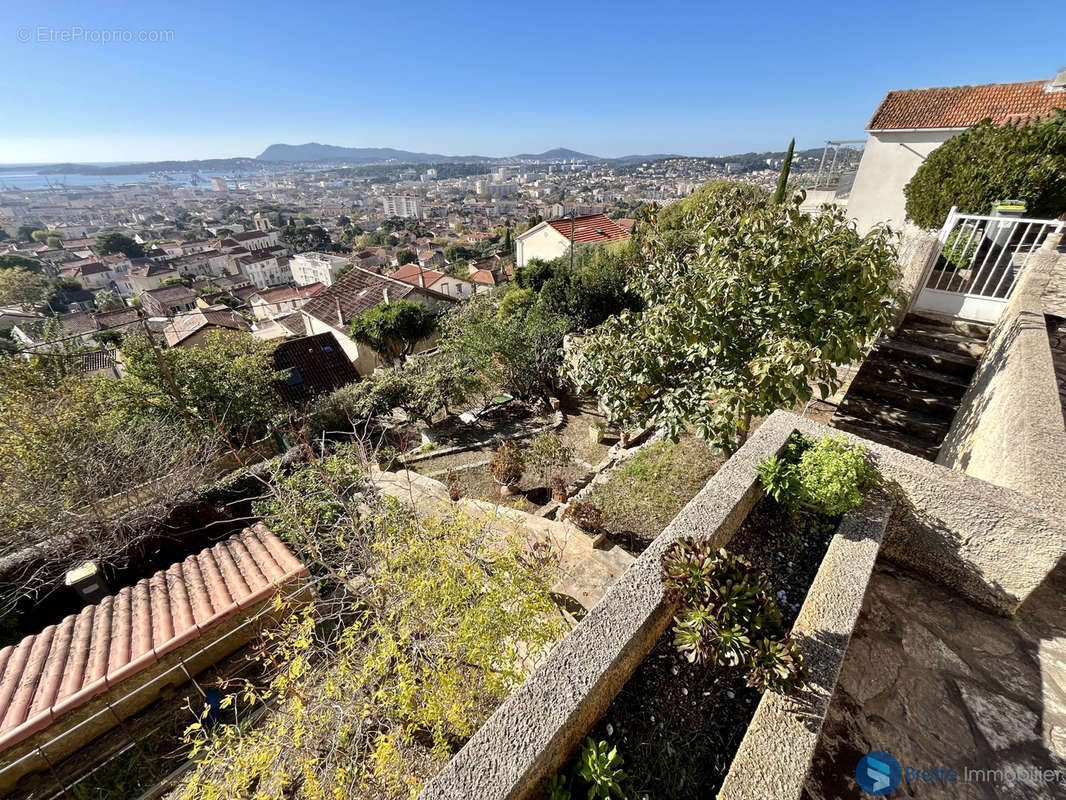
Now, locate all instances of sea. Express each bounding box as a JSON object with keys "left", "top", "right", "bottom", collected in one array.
[{"left": 0, "top": 167, "right": 233, "bottom": 191}]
